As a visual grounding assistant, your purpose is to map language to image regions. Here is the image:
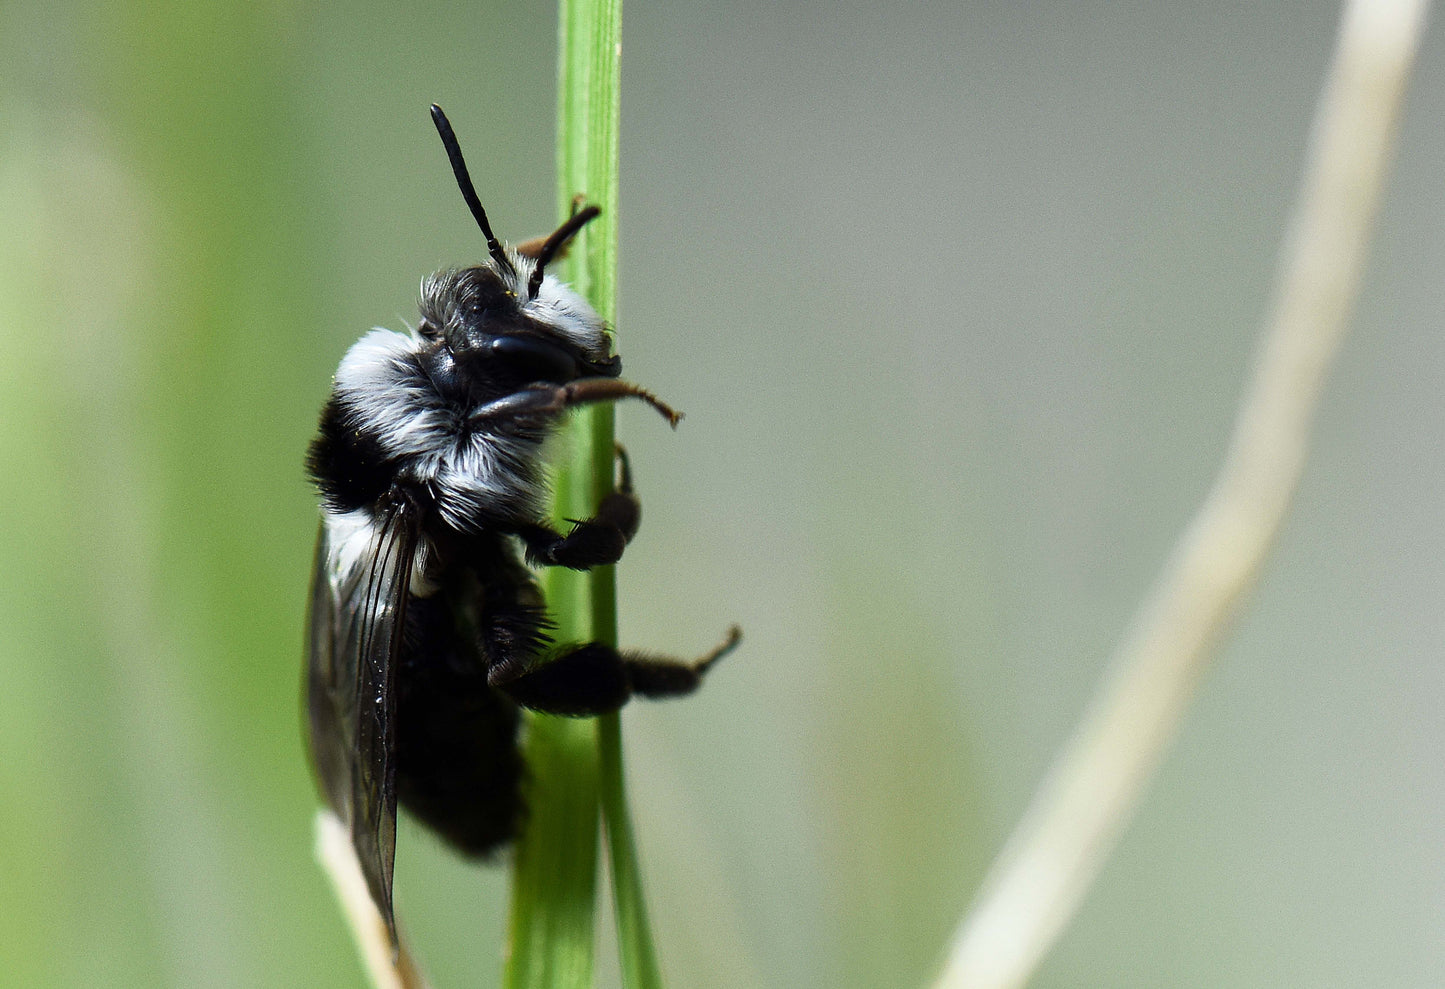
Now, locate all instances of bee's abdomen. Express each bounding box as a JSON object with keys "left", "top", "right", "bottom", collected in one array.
[{"left": 394, "top": 593, "right": 523, "bottom": 857}]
